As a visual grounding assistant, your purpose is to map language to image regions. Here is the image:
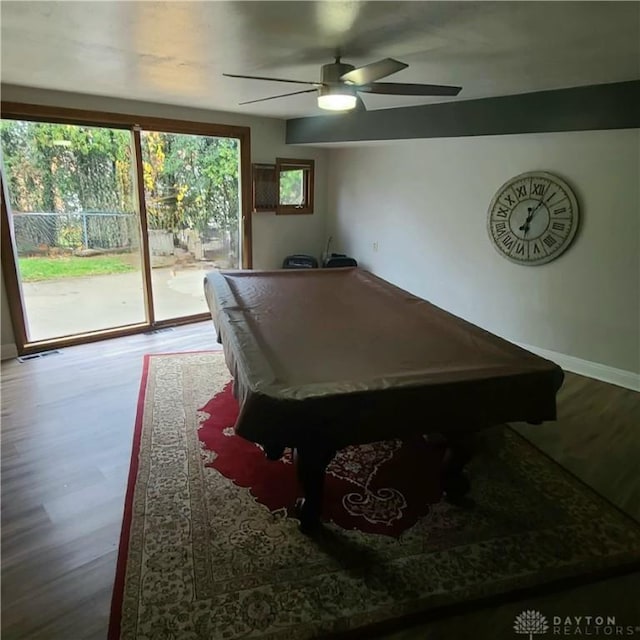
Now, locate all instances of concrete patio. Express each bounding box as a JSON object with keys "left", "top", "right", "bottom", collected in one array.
[{"left": 21, "top": 265, "right": 216, "bottom": 342}]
